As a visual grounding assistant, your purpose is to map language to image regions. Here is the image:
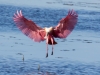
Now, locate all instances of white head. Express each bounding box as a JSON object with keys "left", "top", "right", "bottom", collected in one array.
[
  {"left": 44, "top": 27, "right": 53, "bottom": 33},
  {"left": 44, "top": 27, "right": 53, "bottom": 39}
]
